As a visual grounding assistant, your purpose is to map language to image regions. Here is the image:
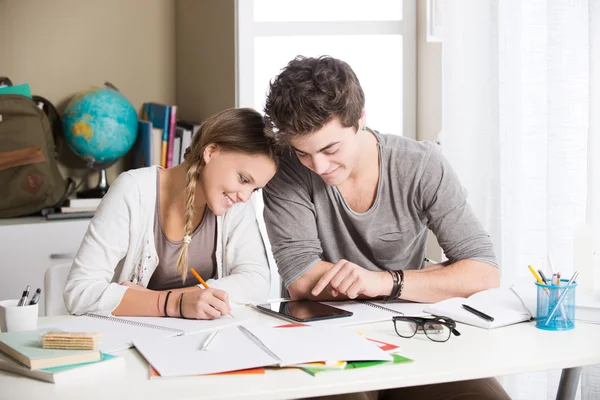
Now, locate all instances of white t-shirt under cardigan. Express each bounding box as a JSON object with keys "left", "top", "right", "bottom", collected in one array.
[{"left": 64, "top": 166, "right": 273, "bottom": 316}]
